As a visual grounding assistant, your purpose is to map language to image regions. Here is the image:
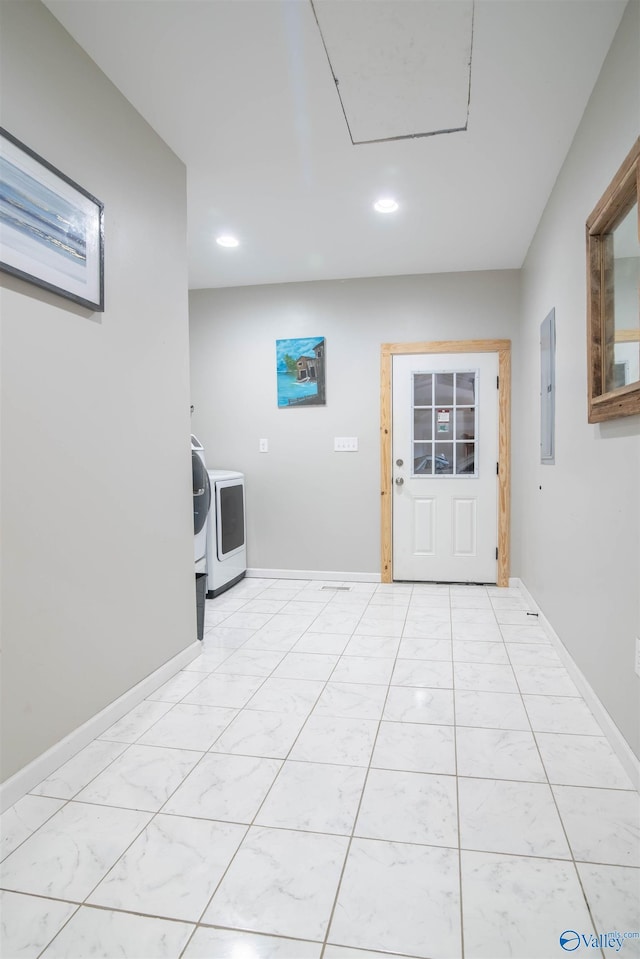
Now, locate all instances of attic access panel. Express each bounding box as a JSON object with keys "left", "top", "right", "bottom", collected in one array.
[{"left": 311, "top": 0, "right": 474, "bottom": 144}]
